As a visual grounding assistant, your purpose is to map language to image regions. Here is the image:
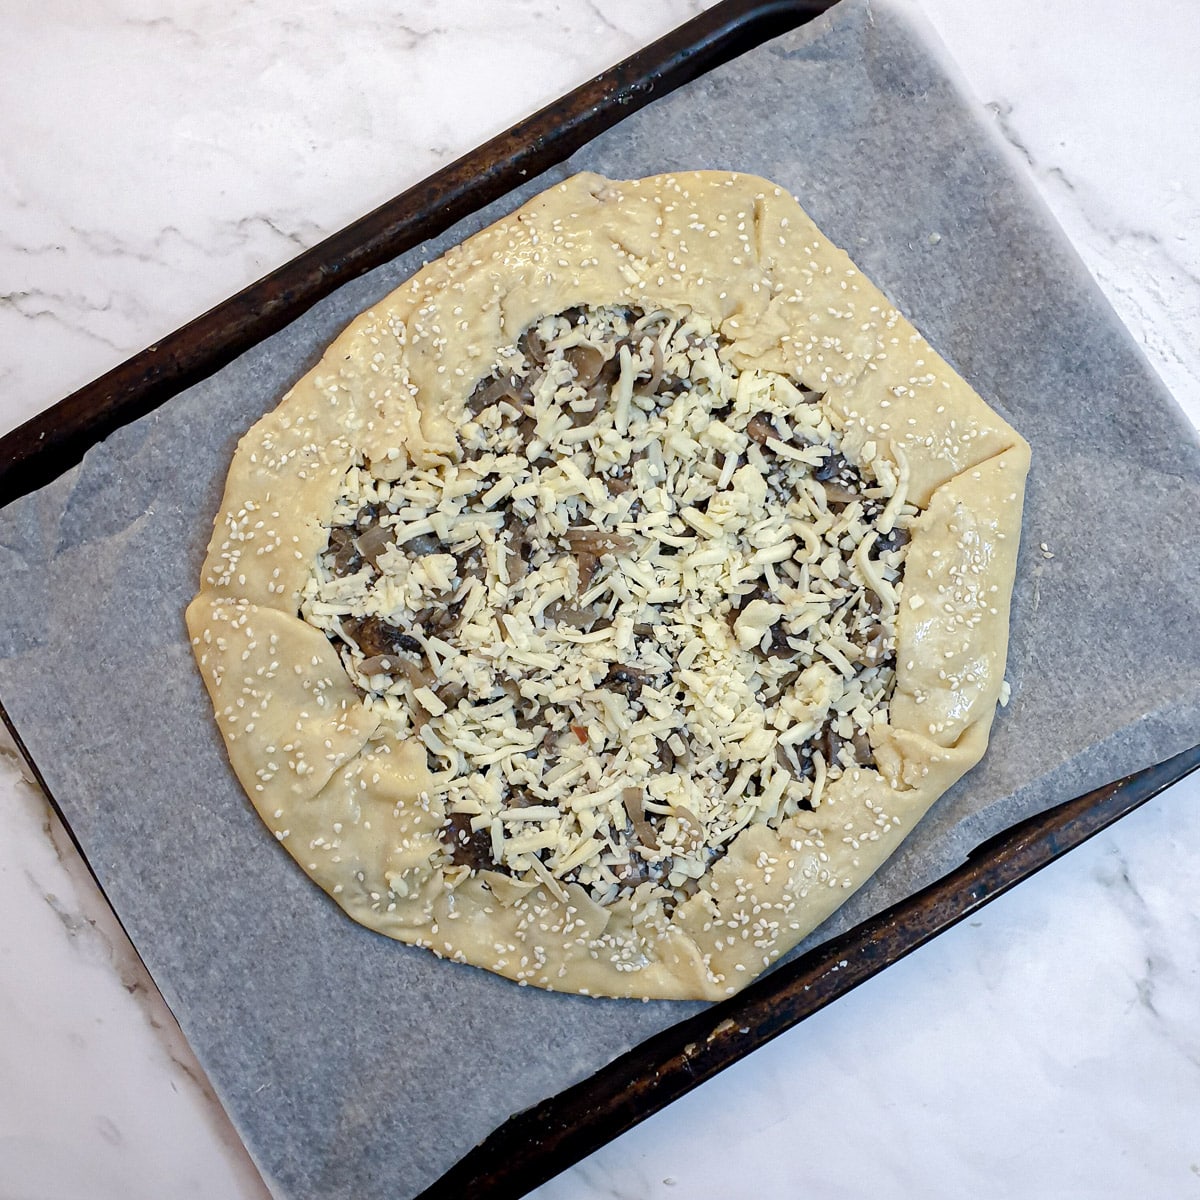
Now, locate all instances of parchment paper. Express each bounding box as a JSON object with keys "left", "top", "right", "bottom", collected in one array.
[{"left": 2, "top": 2, "right": 1198, "bottom": 1197}]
